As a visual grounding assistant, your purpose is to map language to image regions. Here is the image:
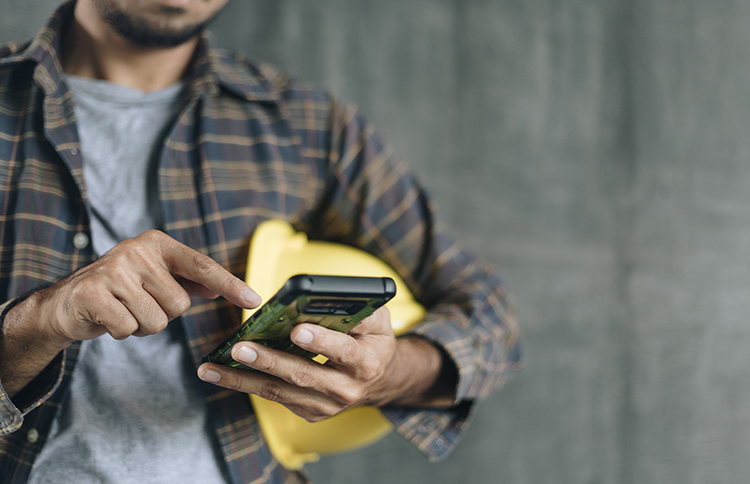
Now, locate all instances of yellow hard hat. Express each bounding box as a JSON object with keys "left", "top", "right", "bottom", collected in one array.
[{"left": 243, "top": 220, "right": 425, "bottom": 470}]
